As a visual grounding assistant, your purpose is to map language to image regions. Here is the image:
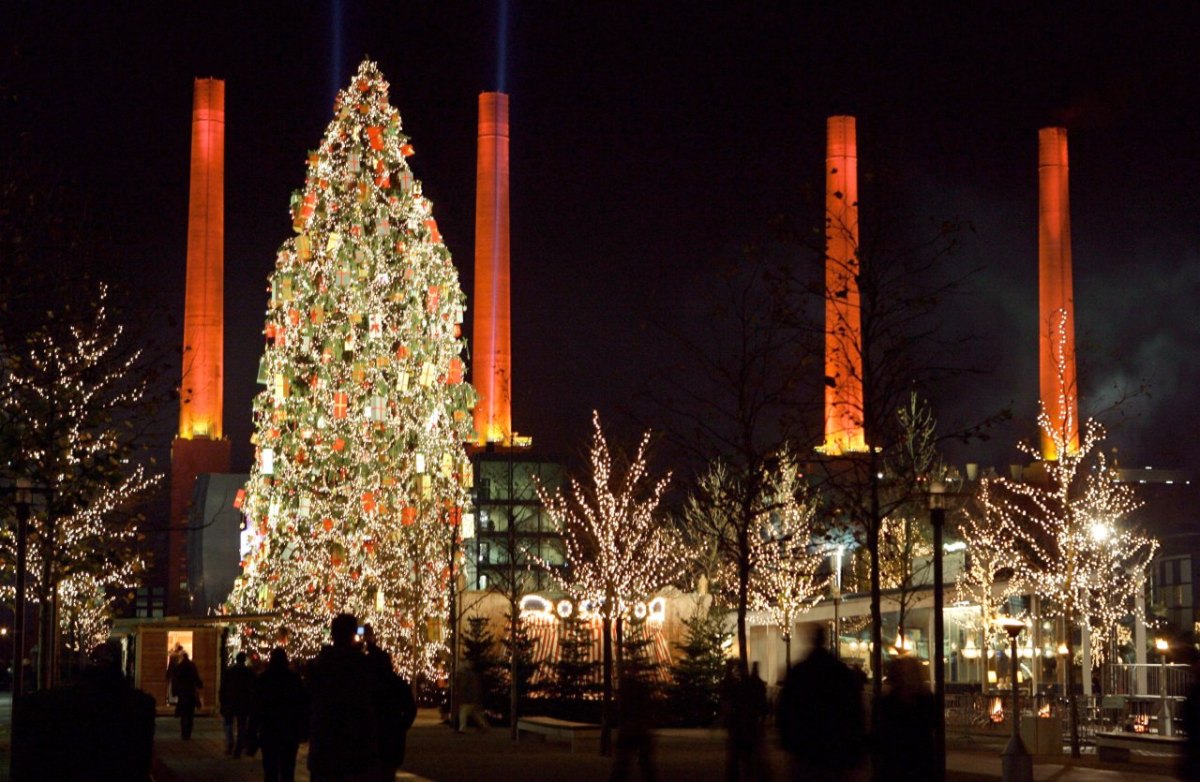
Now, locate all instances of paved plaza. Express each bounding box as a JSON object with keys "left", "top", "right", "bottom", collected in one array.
[
  {"left": 145, "top": 712, "right": 1176, "bottom": 782},
  {"left": 0, "top": 695, "right": 1180, "bottom": 781}
]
